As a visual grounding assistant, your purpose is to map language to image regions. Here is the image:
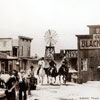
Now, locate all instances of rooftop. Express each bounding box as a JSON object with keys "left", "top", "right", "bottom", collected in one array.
[
  {"left": 18, "top": 36, "right": 33, "bottom": 40},
  {"left": 87, "top": 25, "right": 100, "bottom": 28}
]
